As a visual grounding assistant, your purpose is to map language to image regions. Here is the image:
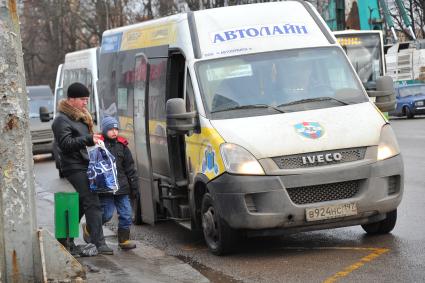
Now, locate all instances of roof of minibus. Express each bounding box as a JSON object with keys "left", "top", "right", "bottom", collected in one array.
[
  {"left": 63, "top": 47, "right": 99, "bottom": 71},
  {"left": 101, "top": 14, "right": 186, "bottom": 53},
  {"left": 101, "top": 1, "right": 334, "bottom": 59}
]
